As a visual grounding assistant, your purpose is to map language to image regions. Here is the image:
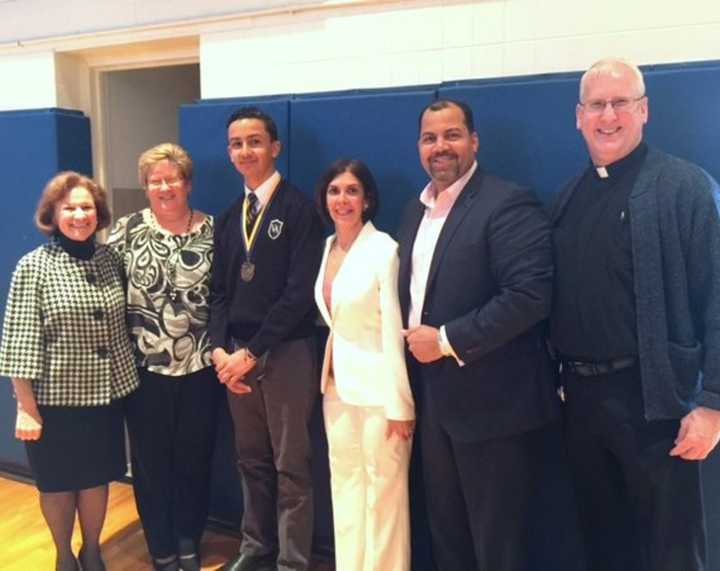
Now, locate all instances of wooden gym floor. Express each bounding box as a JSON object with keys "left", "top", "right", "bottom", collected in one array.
[{"left": 0, "top": 476, "right": 333, "bottom": 571}]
